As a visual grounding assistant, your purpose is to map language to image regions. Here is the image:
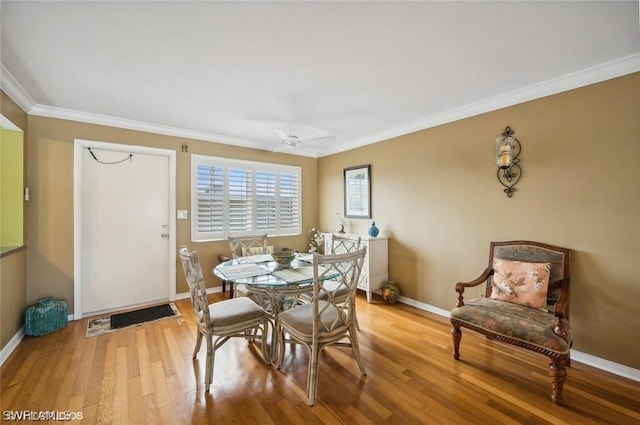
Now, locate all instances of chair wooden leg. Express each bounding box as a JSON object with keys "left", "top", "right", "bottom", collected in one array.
[
  {"left": 193, "top": 330, "right": 203, "bottom": 358},
  {"left": 307, "top": 342, "right": 320, "bottom": 406},
  {"left": 230, "top": 283, "right": 235, "bottom": 298},
  {"left": 451, "top": 324, "right": 462, "bottom": 360},
  {"left": 350, "top": 325, "right": 367, "bottom": 375},
  {"left": 275, "top": 323, "right": 285, "bottom": 369},
  {"left": 550, "top": 360, "right": 567, "bottom": 405},
  {"left": 260, "top": 319, "right": 271, "bottom": 364},
  {"left": 204, "top": 333, "right": 214, "bottom": 392}
]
